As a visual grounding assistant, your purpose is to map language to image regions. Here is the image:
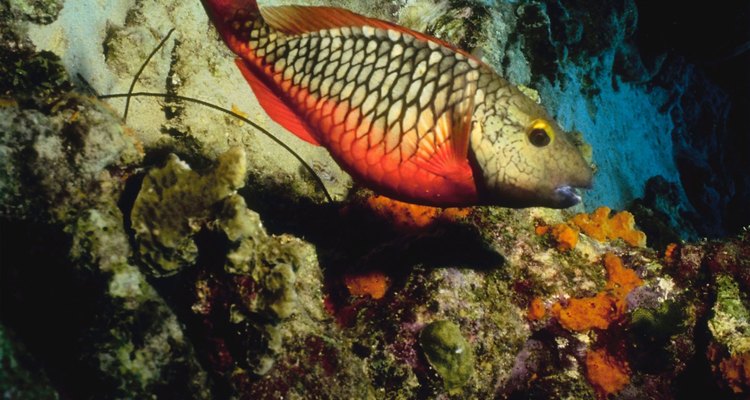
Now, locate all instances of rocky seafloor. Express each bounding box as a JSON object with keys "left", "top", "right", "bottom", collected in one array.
[{"left": 1, "top": 0, "right": 748, "bottom": 399}]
